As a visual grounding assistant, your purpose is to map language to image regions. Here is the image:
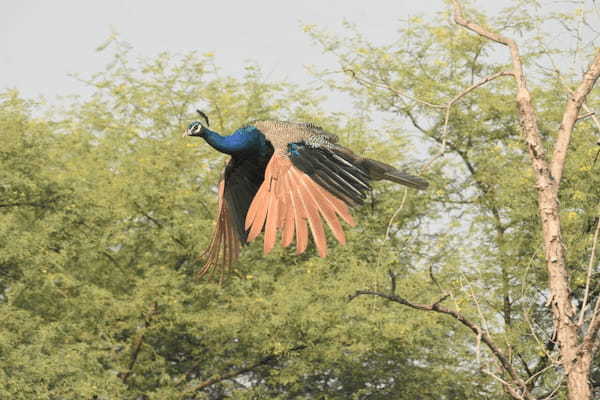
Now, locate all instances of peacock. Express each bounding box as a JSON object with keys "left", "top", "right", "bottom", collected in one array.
[{"left": 184, "top": 110, "right": 428, "bottom": 277}]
